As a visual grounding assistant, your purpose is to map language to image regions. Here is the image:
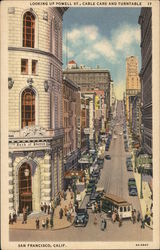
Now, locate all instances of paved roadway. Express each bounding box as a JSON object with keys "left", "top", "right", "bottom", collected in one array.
[{"left": 9, "top": 101, "right": 152, "bottom": 241}]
